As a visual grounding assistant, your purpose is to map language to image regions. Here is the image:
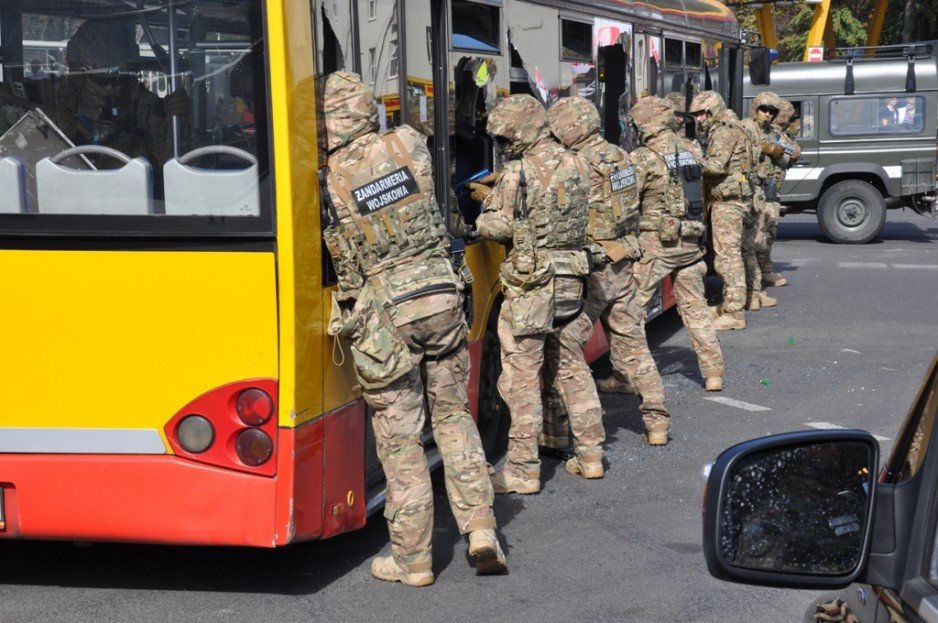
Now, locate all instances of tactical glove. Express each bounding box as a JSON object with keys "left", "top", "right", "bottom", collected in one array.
[
  {"left": 761, "top": 142, "right": 785, "bottom": 160},
  {"left": 469, "top": 182, "right": 492, "bottom": 203}
]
